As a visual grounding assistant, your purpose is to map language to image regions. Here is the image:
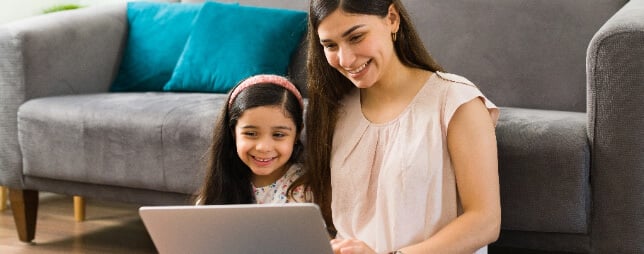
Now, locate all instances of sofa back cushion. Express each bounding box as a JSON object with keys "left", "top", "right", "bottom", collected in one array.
[
  {"left": 111, "top": 0, "right": 308, "bottom": 95},
  {"left": 413, "top": 0, "right": 627, "bottom": 112},
  {"left": 163, "top": 1, "right": 308, "bottom": 93},
  {"left": 110, "top": 2, "right": 203, "bottom": 92},
  {"left": 199, "top": 0, "right": 310, "bottom": 93},
  {"left": 181, "top": 0, "right": 627, "bottom": 110}
]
